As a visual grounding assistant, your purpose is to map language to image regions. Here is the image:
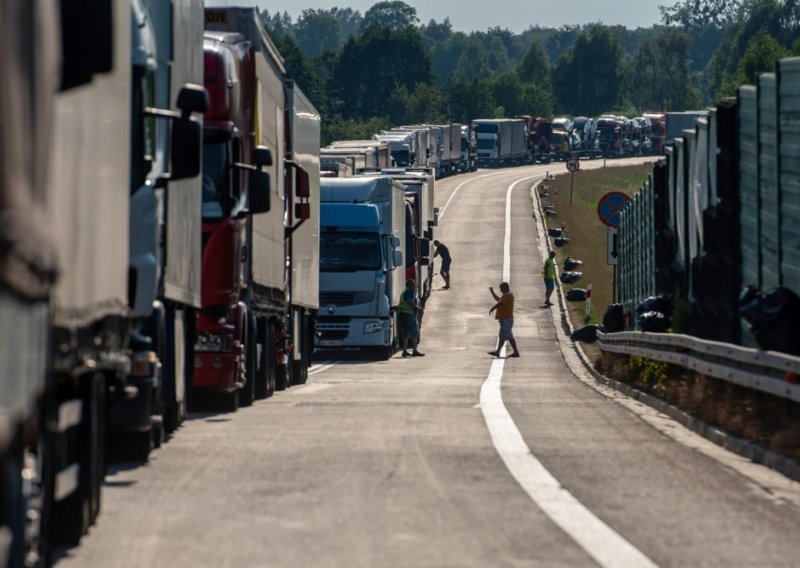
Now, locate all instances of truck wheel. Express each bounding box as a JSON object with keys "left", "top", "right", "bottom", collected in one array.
[
  {"left": 275, "top": 364, "right": 289, "bottom": 391},
  {"left": 224, "top": 389, "right": 239, "bottom": 413},
  {"left": 239, "top": 315, "right": 256, "bottom": 407},
  {"left": 254, "top": 319, "right": 274, "bottom": 399}
]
